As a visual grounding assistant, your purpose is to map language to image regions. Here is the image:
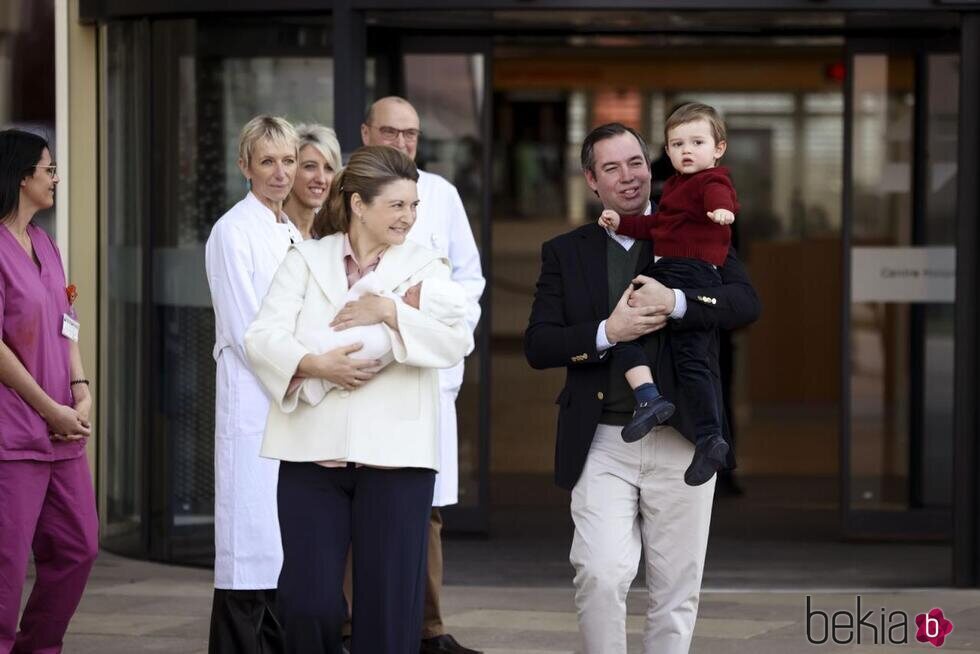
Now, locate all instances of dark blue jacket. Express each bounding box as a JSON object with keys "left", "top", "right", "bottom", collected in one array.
[{"left": 523, "top": 222, "right": 761, "bottom": 490}]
